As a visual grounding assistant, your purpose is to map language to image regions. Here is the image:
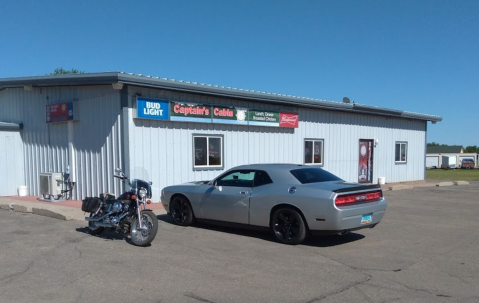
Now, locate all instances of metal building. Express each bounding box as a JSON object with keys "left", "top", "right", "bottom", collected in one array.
[{"left": 0, "top": 72, "right": 442, "bottom": 201}]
